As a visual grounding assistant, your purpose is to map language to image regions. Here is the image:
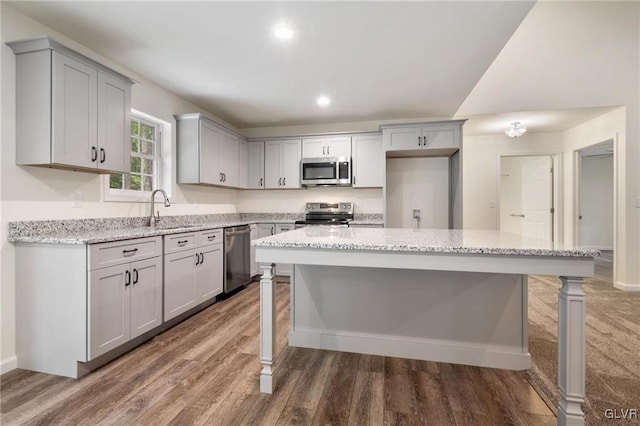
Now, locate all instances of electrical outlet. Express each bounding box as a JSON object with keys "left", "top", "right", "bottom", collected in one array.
[
  {"left": 412, "top": 209, "right": 421, "bottom": 219},
  {"left": 72, "top": 191, "right": 82, "bottom": 208}
]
